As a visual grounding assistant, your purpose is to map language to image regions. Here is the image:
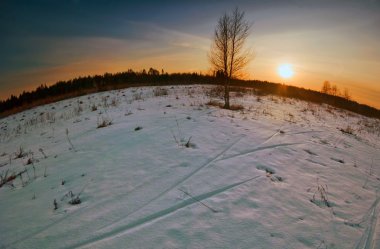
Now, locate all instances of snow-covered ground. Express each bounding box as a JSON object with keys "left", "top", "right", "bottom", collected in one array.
[{"left": 0, "top": 85, "right": 379, "bottom": 249}]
